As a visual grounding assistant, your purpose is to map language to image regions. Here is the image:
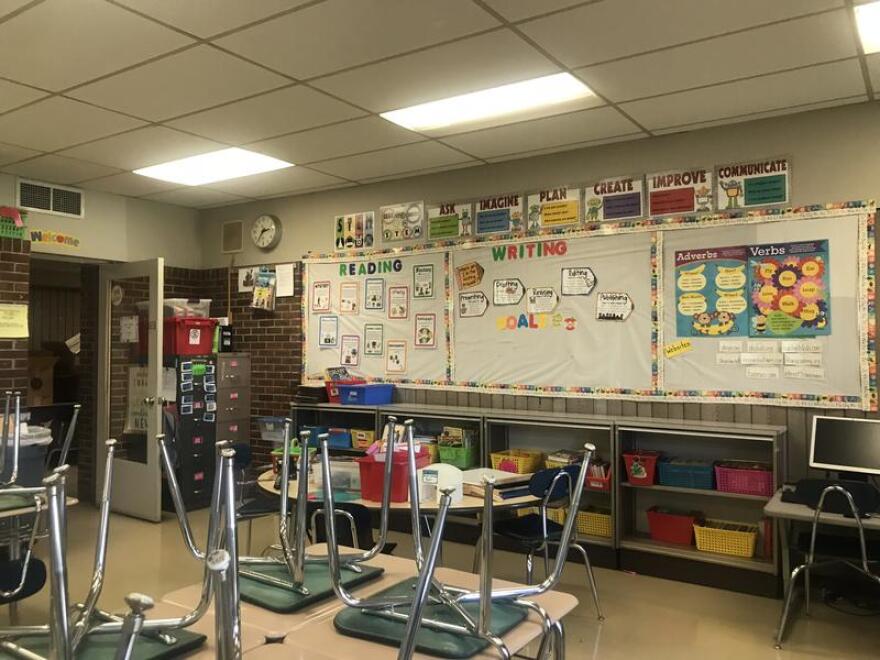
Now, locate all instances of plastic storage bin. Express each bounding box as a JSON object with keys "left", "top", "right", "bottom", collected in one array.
[
  {"left": 714, "top": 461, "right": 773, "bottom": 497},
  {"left": 338, "top": 383, "right": 394, "bottom": 405},
  {"left": 164, "top": 317, "right": 217, "bottom": 356},
  {"left": 357, "top": 450, "right": 431, "bottom": 502},
  {"left": 548, "top": 507, "right": 613, "bottom": 538},
  {"left": 137, "top": 298, "right": 212, "bottom": 318},
  {"left": 327, "top": 428, "right": 352, "bottom": 449},
  {"left": 623, "top": 450, "right": 661, "bottom": 486},
  {"left": 258, "top": 416, "right": 286, "bottom": 444},
  {"left": 438, "top": 445, "right": 478, "bottom": 469},
  {"left": 646, "top": 506, "right": 701, "bottom": 545},
  {"left": 299, "top": 426, "right": 329, "bottom": 446},
  {"left": 325, "top": 378, "right": 365, "bottom": 403},
  {"left": 585, "top": 469, "right": 612, "bottom": 492},
  {"left": 351, "top": 428, "right": 376, "bottom": 450},
  {"left": 694, "top": 519, "right": 758, "bottom": 558},
  {"left": 491, "top": 449, "right": 544, "bottom": 474},
  {"left": 314, "top": 460, "right": 361, "bottom": 492},
  {"left": 658, "top": 458, "right": 714, "bottom": 490}
]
